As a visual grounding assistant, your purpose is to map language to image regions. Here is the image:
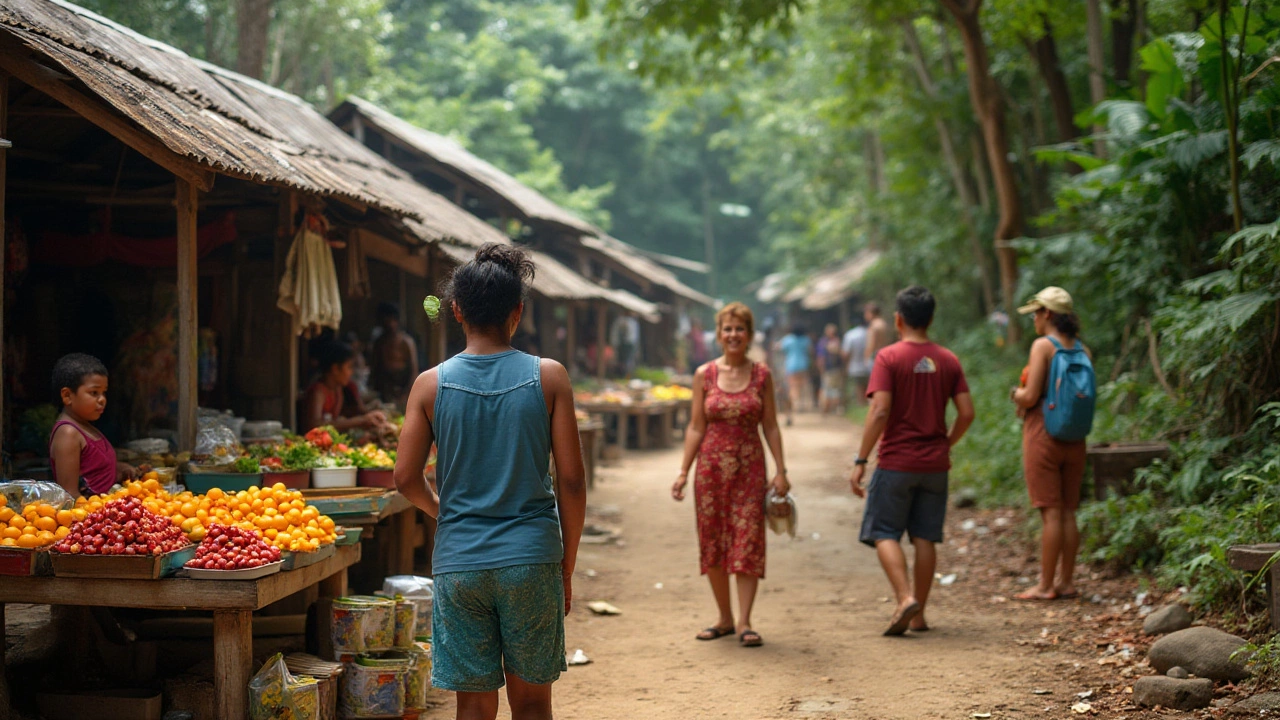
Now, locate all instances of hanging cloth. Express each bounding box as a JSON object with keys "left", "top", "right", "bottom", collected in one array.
[{"left": 277, "top": 214, "right": 342, "bottom": 337}]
